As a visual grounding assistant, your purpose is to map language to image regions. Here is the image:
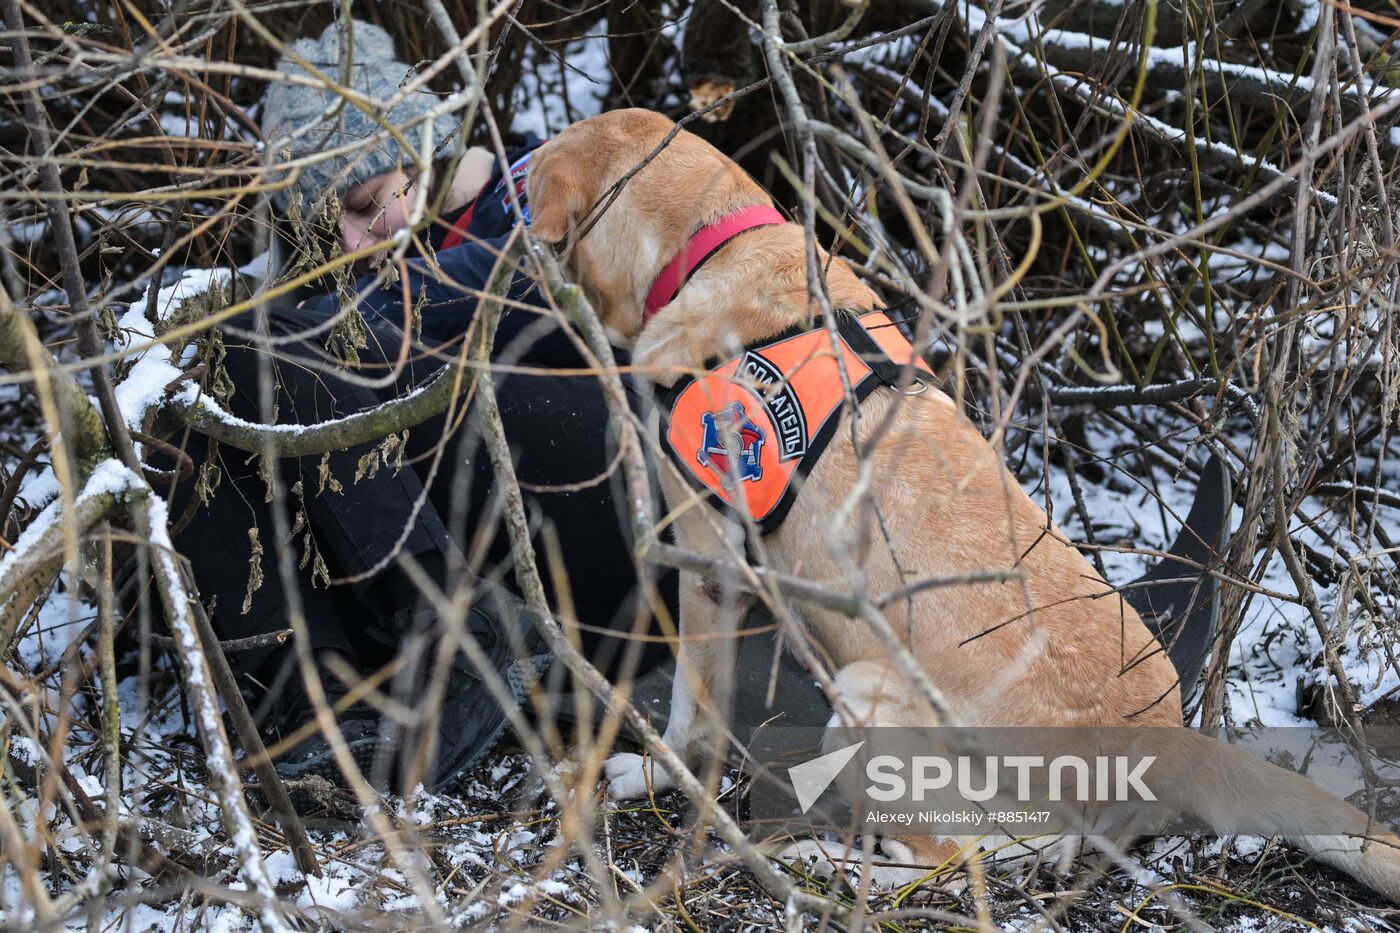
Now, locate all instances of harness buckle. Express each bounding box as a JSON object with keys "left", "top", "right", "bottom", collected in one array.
[{"left": 899, "top": 379, "right": 931, "bottom": 396}]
